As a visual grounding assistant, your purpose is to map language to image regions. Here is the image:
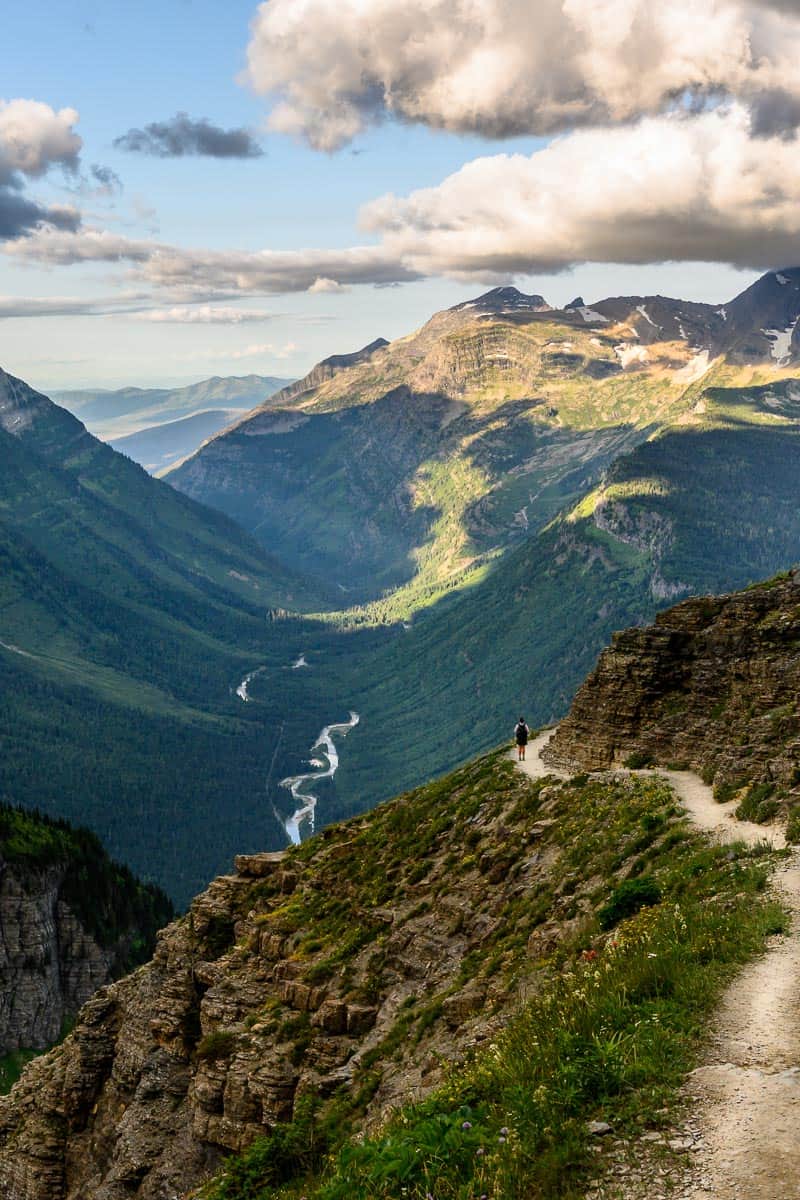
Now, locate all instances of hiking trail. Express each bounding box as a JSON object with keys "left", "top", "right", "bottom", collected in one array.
[{"left": 513, "top": 731, "right": 800, "bottom": 1200}]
